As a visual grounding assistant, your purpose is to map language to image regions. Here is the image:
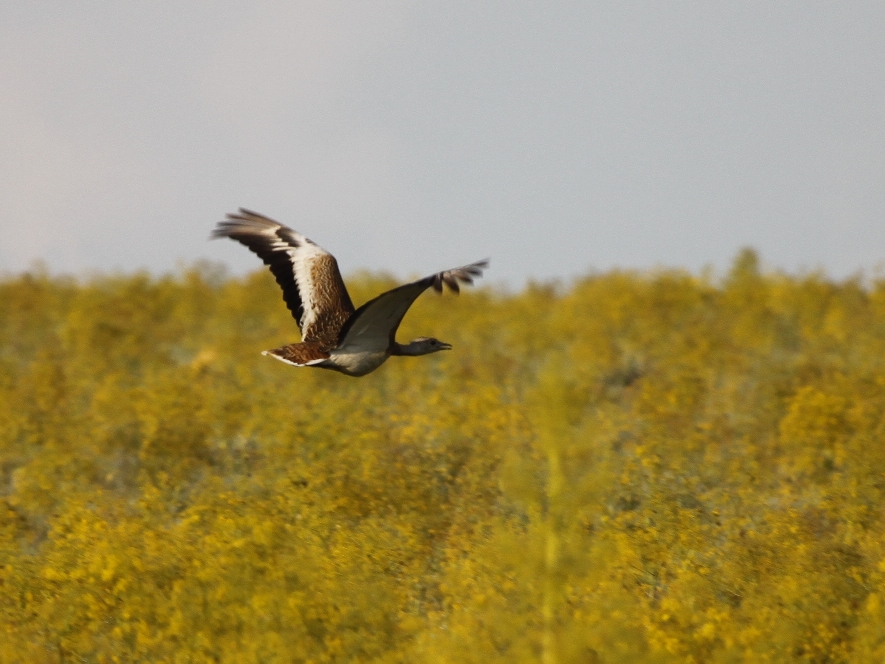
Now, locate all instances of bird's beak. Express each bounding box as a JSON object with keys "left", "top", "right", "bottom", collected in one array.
[{"left": 439, "top": 341, "right": 453, "bottom": 351}]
